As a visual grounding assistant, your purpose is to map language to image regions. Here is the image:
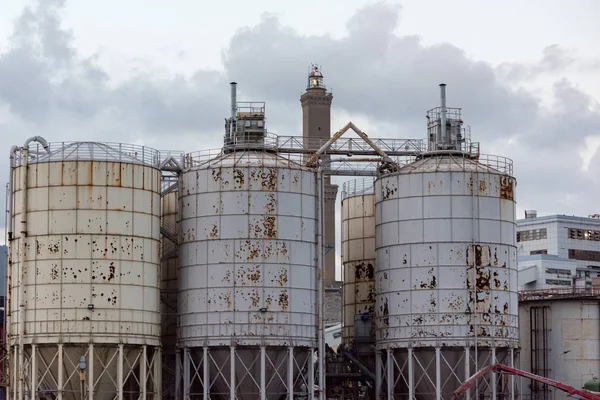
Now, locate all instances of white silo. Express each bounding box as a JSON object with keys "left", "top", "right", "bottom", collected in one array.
[
  {"left": 177, "top": 85, "right": 318, "bottom": 399},
  {"left": 374, "top": 85, "right": 519, "bottom": 400},
  {"left": 341, "top": 178, "right": 376, "bottom": 346},
  {"left": 7, "top": 138, "right": 162, "bottom": 400}
]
